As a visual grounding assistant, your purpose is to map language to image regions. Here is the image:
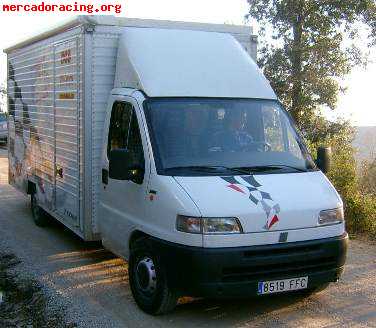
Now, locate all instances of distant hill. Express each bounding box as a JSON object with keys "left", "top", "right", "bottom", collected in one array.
[{"left": 353, "top": 126, "right": 376, "bottom": 163}]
